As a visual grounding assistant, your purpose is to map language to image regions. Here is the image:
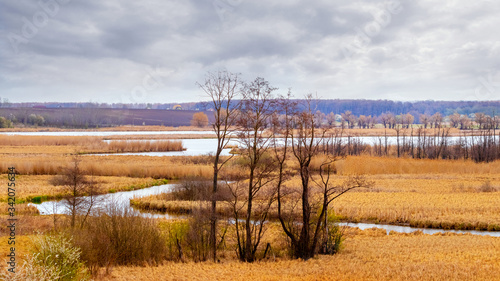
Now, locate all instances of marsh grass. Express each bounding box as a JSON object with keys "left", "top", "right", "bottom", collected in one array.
[
  {"left": 72, "top": 203, "right": 167, "bottom": 276},
  {"left": 0, "top": 135, "right": 184, "bottom": 153},
  {"left": 98, "top": 227, "right": 500, "bottom": 281}
]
